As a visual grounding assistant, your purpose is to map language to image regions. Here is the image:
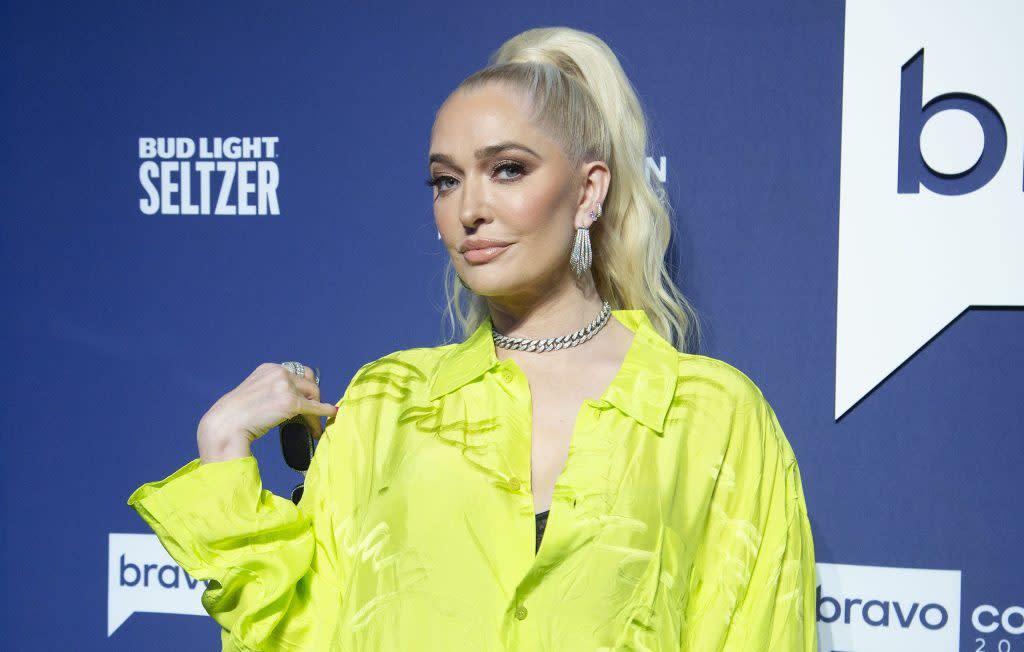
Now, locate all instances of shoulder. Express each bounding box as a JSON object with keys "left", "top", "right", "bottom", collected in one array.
[
  {"left": 674, "top": 351, "right": 768, "bottom": 408},
  {"left": 339, "top": 342, "right": 458, "bottom": 404},
  {"left": 671, "top": 352, "right": 796, "bottom": 465}
]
